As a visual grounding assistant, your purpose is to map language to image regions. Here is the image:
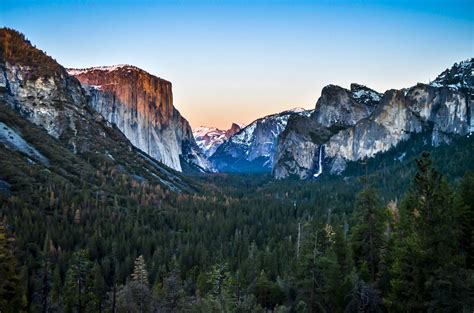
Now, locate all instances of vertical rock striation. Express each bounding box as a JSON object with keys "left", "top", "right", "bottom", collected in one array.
[
  {"left": 273, "top": 58, "right": 473, "bottom": 179},
  {"left": 68, "top": 65, "right": 213, "bottom": 172},
  {"left": 0, "top": 28, "right": 196, "bottom": 191}
]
